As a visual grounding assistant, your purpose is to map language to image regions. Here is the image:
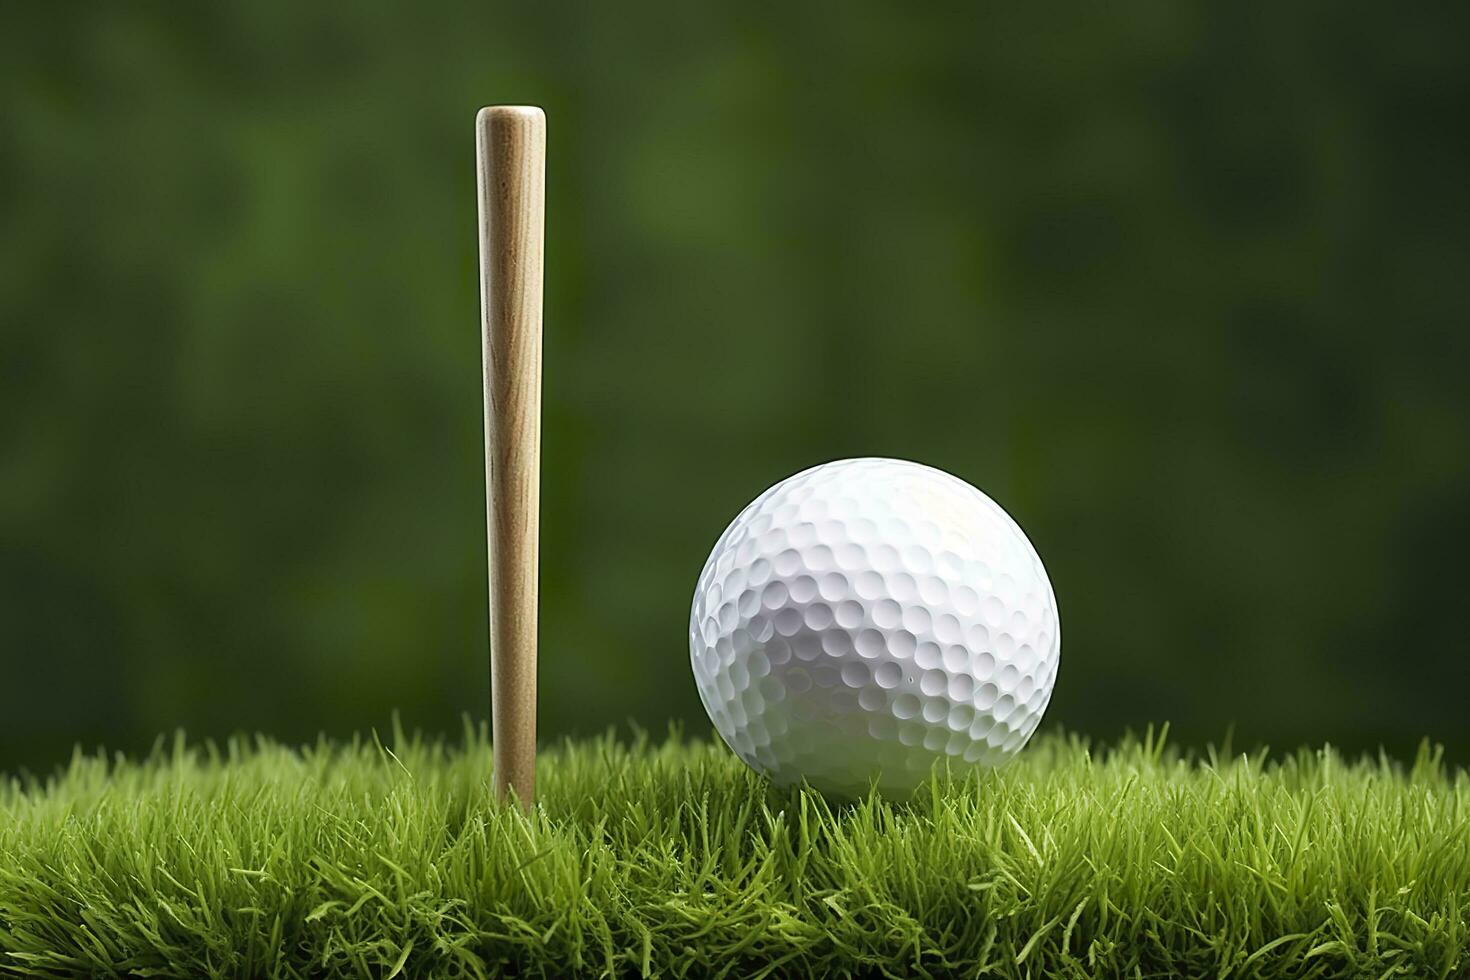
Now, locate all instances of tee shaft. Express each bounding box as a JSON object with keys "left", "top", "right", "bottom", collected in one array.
[{"left": 475, "top": 105, "right": 545, "bottom": 808}]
